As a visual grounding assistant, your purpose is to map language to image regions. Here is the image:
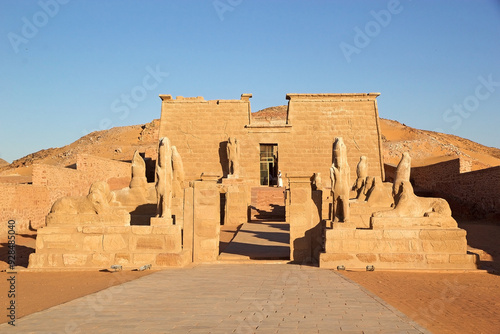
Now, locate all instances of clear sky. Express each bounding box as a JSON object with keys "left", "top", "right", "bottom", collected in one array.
[{"left": 1, "top": 0, "right": 499, "bottom": 163}]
